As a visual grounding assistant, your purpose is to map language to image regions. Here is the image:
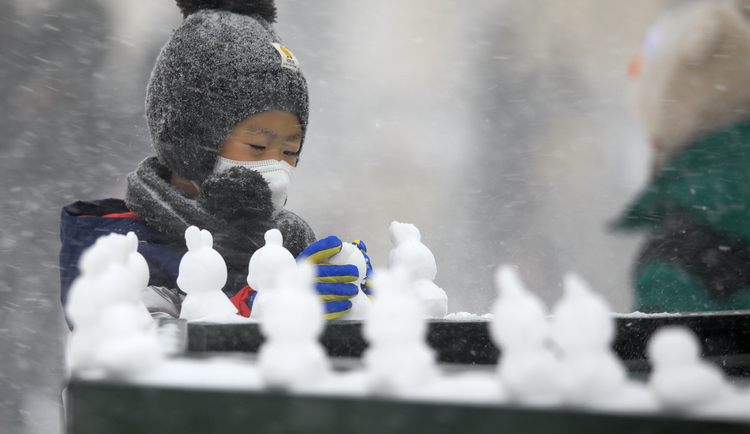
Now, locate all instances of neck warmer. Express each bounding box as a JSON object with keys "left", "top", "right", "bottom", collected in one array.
[{"left": 125, "top": 156, "right": 275, "bottom": 271}]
